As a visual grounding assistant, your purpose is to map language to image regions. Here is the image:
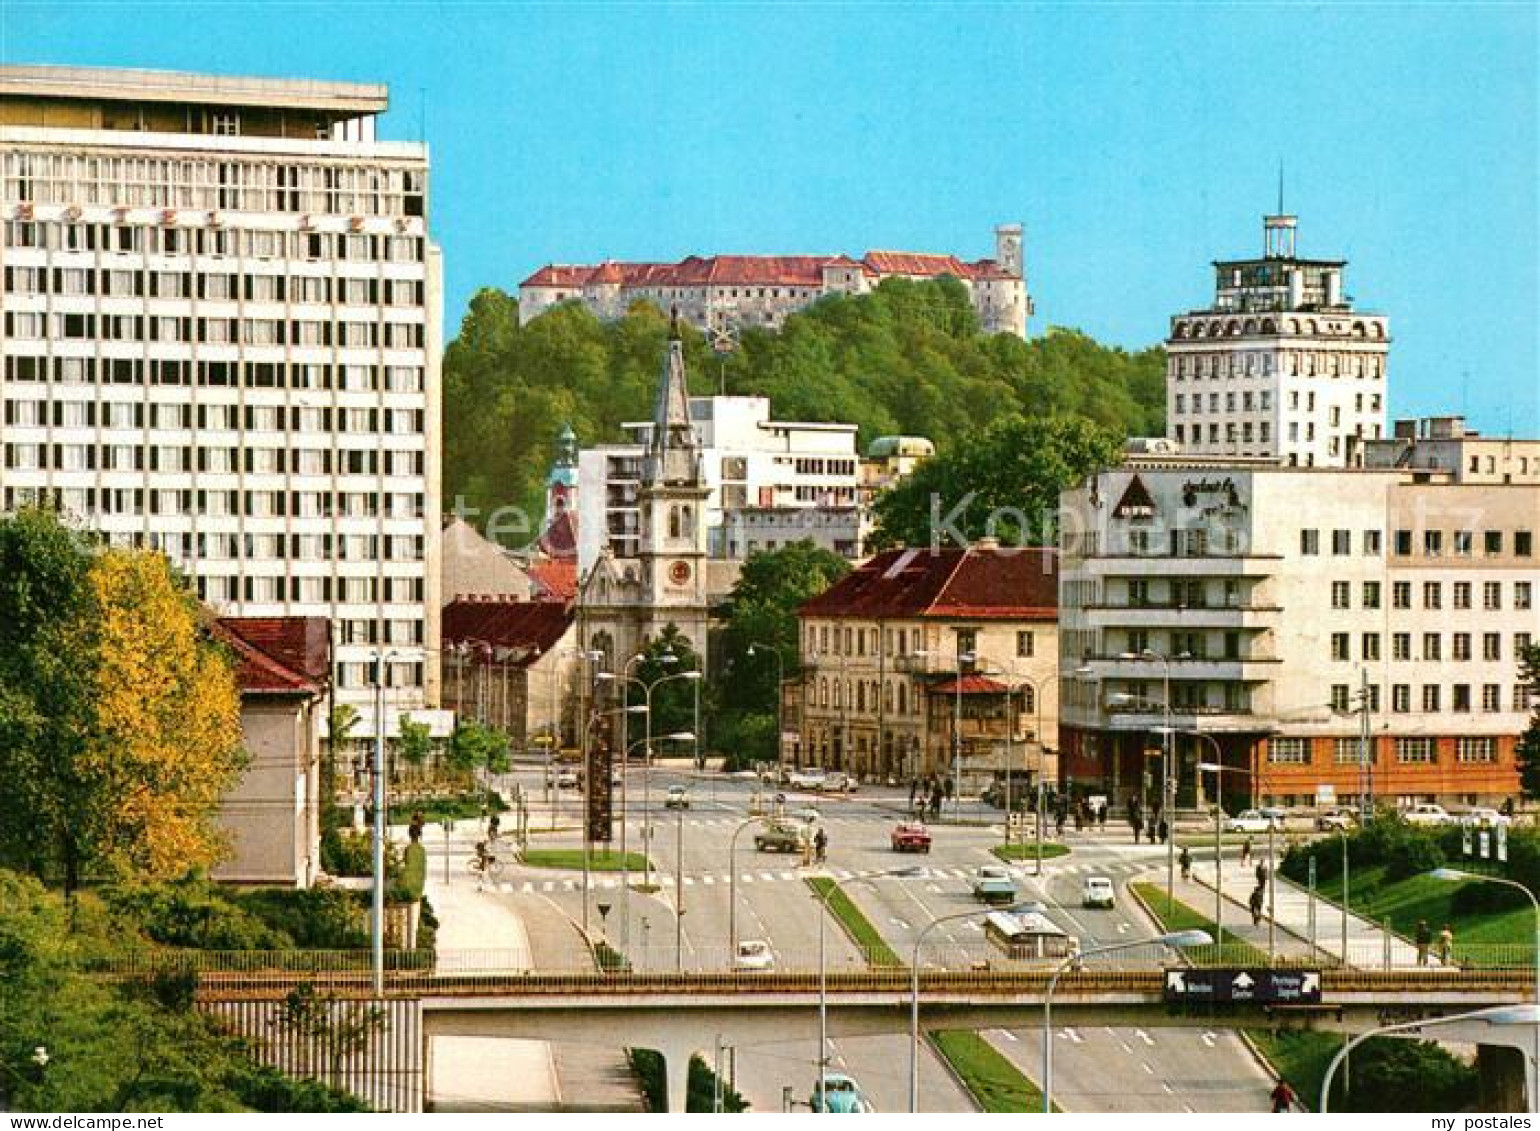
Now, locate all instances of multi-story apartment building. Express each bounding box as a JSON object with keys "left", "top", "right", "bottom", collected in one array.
[
  {"left": 0, "top": 64, "right": 443, "bottom": 733},
  {"left": 520, "top": 224, "right": 1031, "bottom": 338},
  {"left": 1058, "top": 461, "right": 1538, "bottom": 811},
  {"left": 1360, "top": 415, "right": 1540, "bottom": 484},
  {"left": 576, "top": 394, "right": 860, "bottom": 570},
  {"left": 794, "top": 544, "right": 1060, "bottom": 789},
  {"left": 1164, "top": 214, "right": 1389, "bottom": 467}
]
